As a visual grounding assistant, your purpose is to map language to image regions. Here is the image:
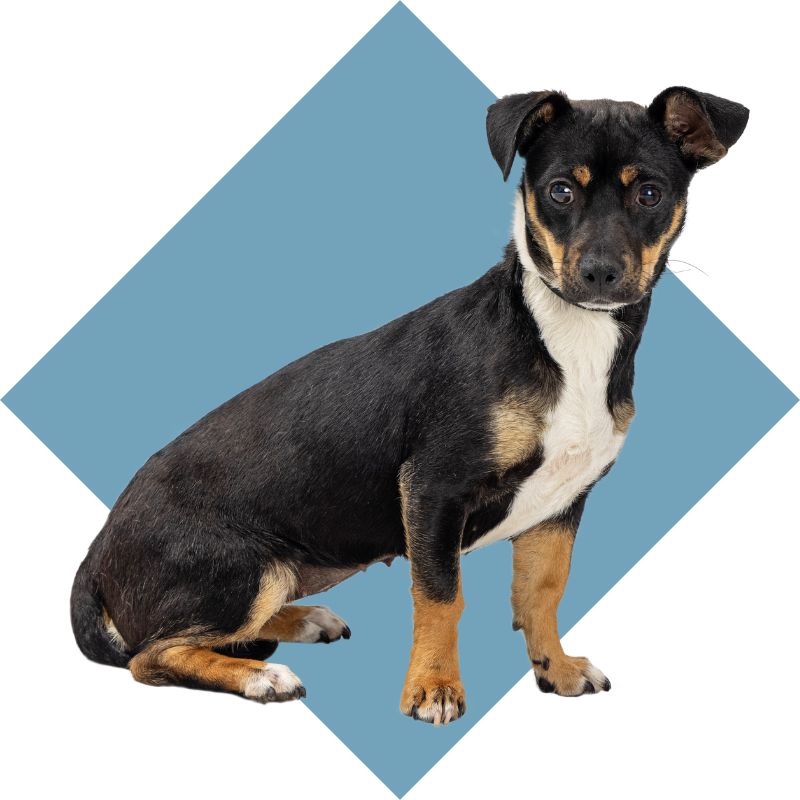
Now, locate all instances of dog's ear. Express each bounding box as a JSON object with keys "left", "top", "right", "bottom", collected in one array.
[
  {"left": 648, "top": 87, "right": 749, "bottom": 169},
  {"left": 486, "top": 91, "right": 571, "bottom": 181}
]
